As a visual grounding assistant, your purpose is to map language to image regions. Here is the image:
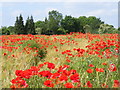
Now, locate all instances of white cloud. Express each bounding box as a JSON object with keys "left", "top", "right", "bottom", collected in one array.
[{"left": 11, "top": 10, "right": 23, "bottom": 17}]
